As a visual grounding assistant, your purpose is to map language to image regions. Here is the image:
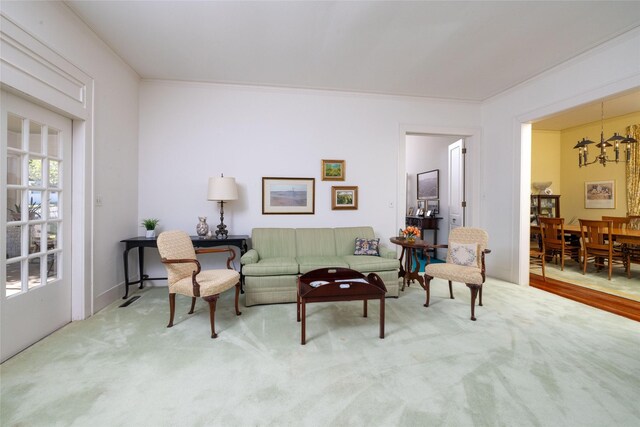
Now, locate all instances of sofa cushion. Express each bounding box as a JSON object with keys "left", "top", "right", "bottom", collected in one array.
[
  {"left": 295, "top": 228, "right": 337, "bottom": 257},
  {"left": 252, "top": 228, "right": 297, "bottom": 259},
  {"left": 343, "top": 255, "right": 399, "bottom": 273},
  {"left": 334, "top": 226, "right": 376, "bottom": 256},
  {"left": 354, "top": 237, "right": 380, "bottom": 256},
  {"left": 296, "top": 256, "right": 349, "bottom": 274},
  {"left": 242, "top": 257, "right": 299, "bottom": 276}
]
